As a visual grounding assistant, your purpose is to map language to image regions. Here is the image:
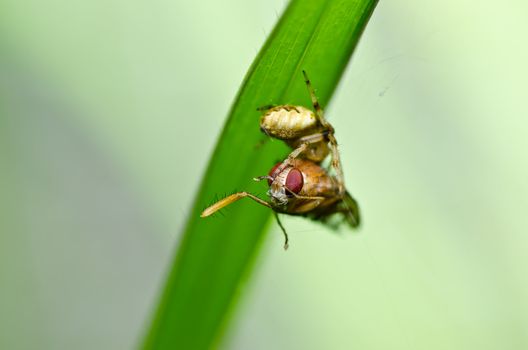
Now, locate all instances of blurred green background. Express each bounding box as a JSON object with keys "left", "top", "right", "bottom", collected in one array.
[{"left": 1, "top": 0, "right": 528, "bottom": 349}]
